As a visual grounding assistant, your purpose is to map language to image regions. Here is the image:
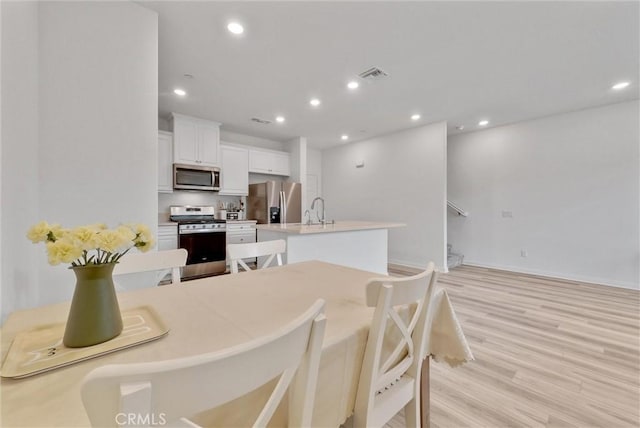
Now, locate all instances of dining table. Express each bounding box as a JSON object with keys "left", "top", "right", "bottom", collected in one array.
[{"left": 0, "top": 260, "right": 472, "bottom": 427}]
